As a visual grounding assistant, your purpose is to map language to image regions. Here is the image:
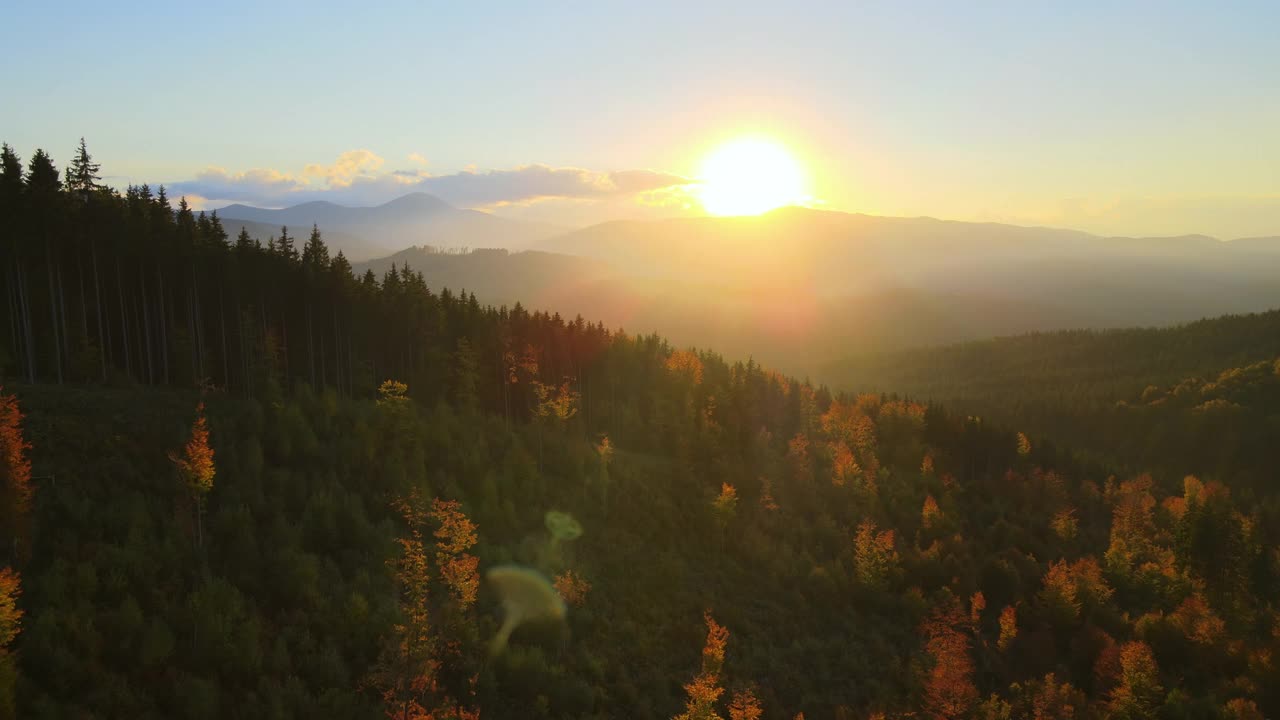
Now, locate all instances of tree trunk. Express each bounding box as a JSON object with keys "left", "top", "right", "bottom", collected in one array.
[
  {"left": 17, "top": 264, "right": 35, "bottom": 383},
  {"left": 219, "top": 286, "right": 229, "bottom": 388},
  {"left": 158, "top": 266, "right": 170, "bottom": 385},
  {"left": 347, "top": 332, "right": 354, "bottom": 397},
  {"left": 140, "top": 273, "right": 154, "bottom": 384},
  {"left": 92, "top": 245, "right": 105, "bottom": 381},
  {"left": 77, "top": 251, "right": 88, "bottom": 340},
  {"left": 56, "top": 261, "right": 70, "bottom": 376},
  {"left": 46, "top": 246, "right": 63, "bottom": 384},
  {"left": 332, "top": 306, "right": 341, "bottom": 395},
  {"left": 191, "top": 266, "right": 206, "bottom": 381},
  {"left": 187, "top": 289, "right": 198, "bottom": 382},
  {"left": 6, "top": 264, "right": 19, "bottom": 378},
  {"left": 116, "top": 258, "right": 131, "bottom": 377},
  {"left": 132, "top": 288, "right": 145, "bottom": 383},
  {"left": 307, "top": 305, "right": 315, "bottom": 386}
]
